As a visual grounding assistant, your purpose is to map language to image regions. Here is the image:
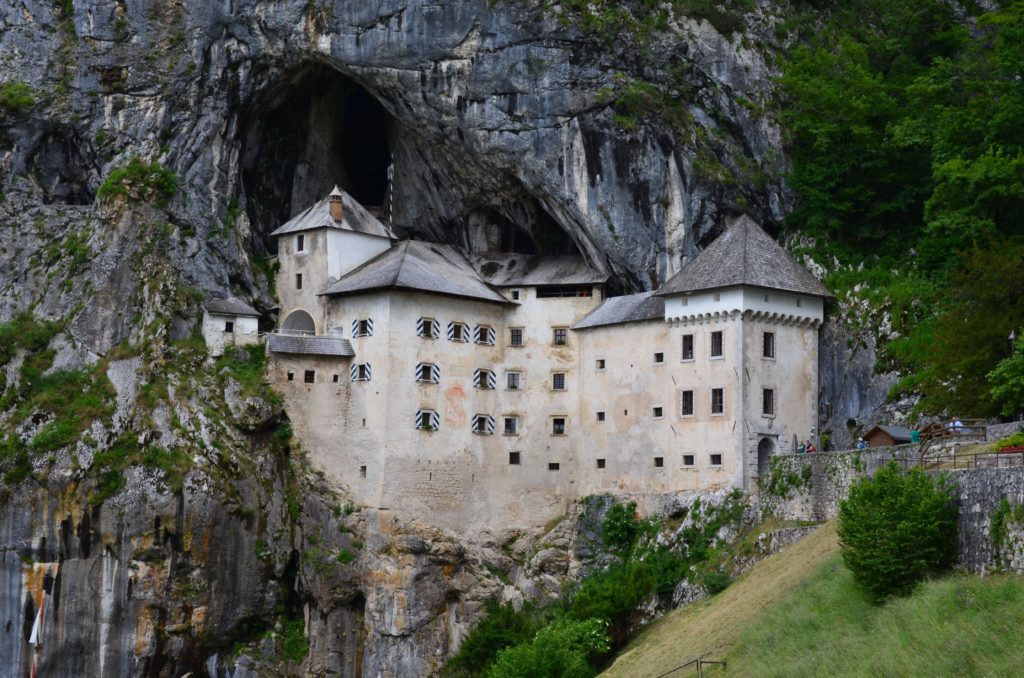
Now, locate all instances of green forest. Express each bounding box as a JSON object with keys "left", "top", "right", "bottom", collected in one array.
[{"left": 779, "top": 0, "right": 1024, "bottom": 418}]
